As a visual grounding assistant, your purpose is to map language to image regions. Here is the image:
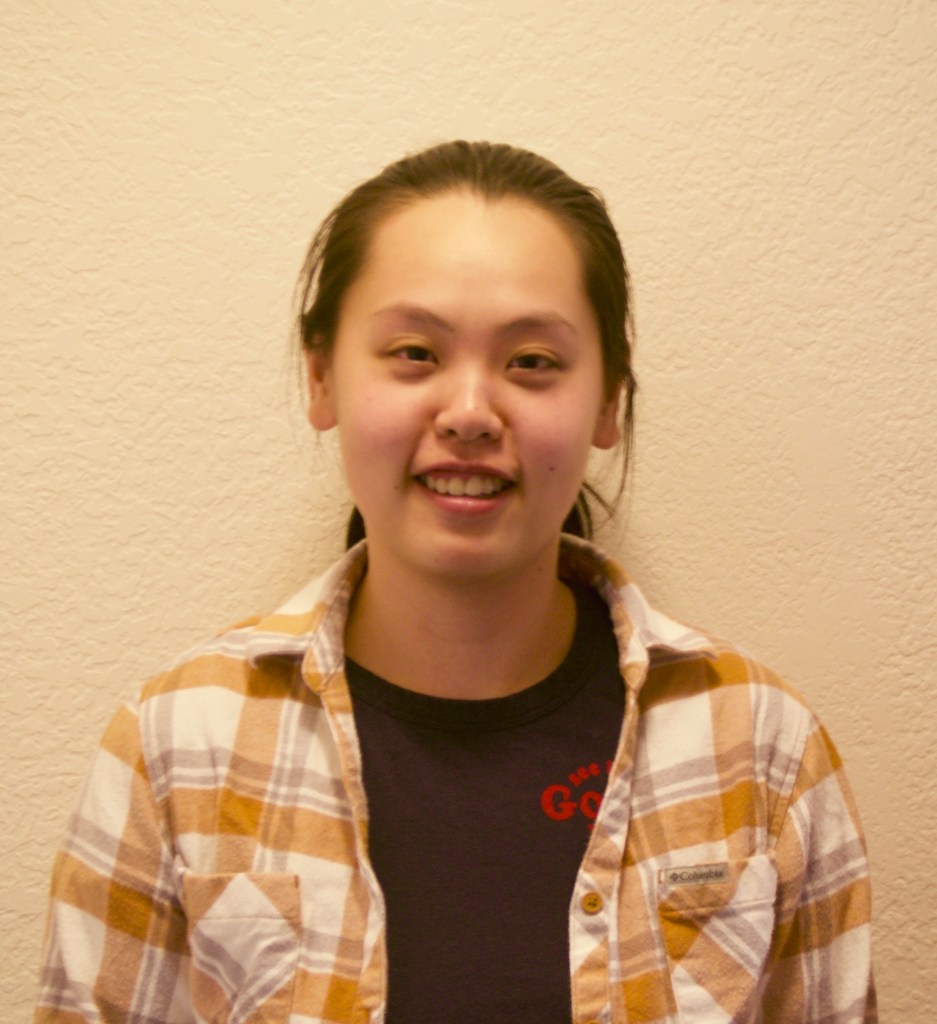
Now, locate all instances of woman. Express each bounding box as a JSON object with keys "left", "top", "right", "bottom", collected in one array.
[{"left": 35, "top": 141, "right": 876, "bottom": 1023}]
